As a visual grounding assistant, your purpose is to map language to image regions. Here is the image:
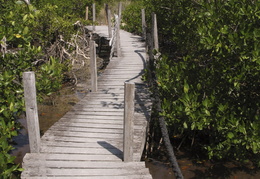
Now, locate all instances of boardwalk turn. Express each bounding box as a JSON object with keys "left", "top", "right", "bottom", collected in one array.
[{"left": 21, "top": 26, "right": 152, "bottom": 178}]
